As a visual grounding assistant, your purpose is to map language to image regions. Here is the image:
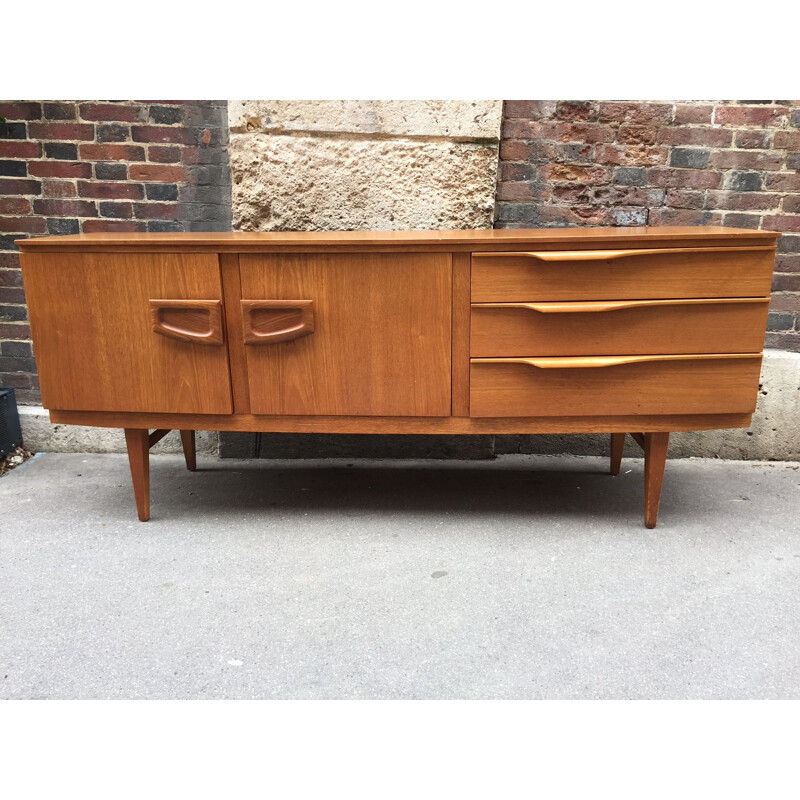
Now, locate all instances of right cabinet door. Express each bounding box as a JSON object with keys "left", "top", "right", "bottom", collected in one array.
[{"left": 239, "top": 253, "right": 452, "bottom": 416}]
